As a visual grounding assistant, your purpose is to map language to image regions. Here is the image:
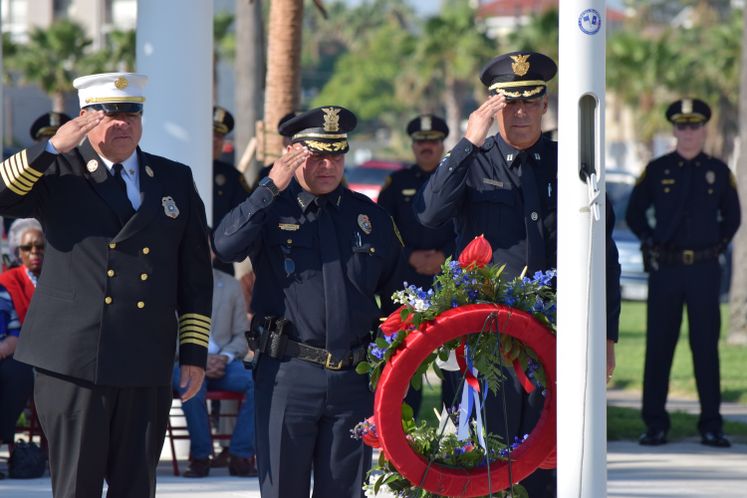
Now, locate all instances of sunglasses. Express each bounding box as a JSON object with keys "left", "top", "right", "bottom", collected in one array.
[
  {"left": 675, "top": 123, "right": 703, "bottom": 131},
  {"left": 19, "top": 242, "right": 45, "bottom": 252}
]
